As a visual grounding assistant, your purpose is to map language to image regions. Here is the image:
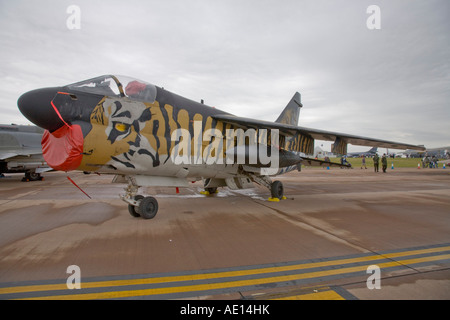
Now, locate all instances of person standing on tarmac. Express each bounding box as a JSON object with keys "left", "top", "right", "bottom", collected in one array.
[
  {"left": 381, "top": 153, "right": 388, "bottom": 173},
  {"left": 361, "top": 155, "right": 367, "bottom": 169},
  {"left": 373, "top": 153, "right": 379, "bottom": 172}
]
